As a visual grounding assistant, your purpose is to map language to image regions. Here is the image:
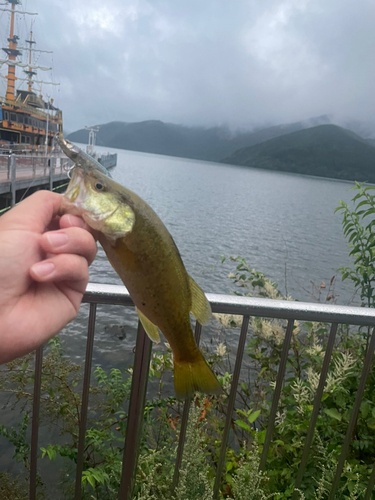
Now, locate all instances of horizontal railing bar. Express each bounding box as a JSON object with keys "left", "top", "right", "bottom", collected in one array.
[
  {"left": 83, "top": 283, "right": 134, "bottom": 306},
  {"left": 83, "top": 283, "right": 375, "bottom": 326}
]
